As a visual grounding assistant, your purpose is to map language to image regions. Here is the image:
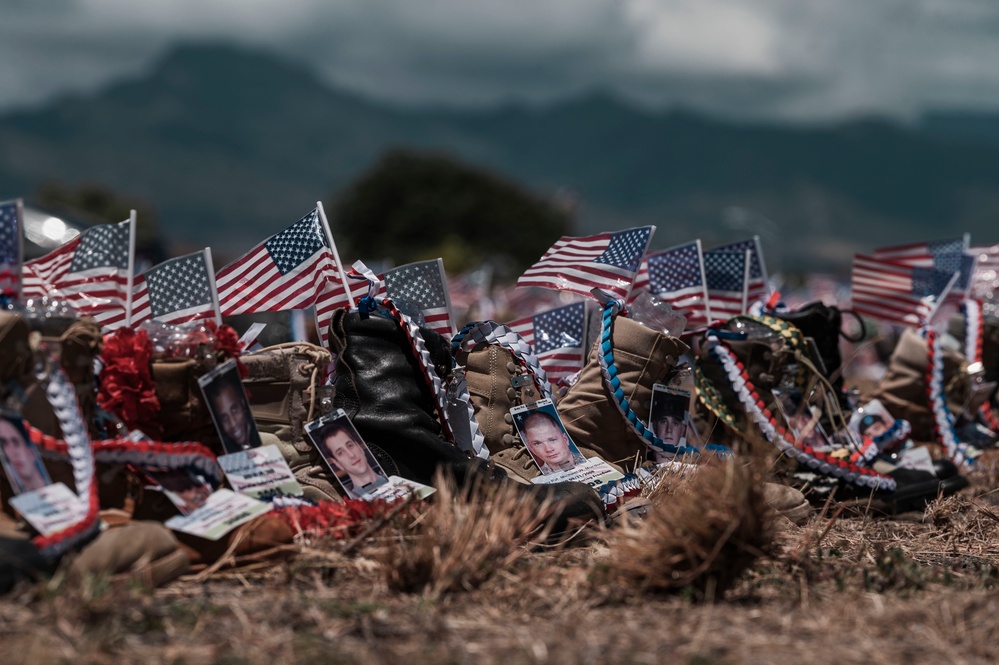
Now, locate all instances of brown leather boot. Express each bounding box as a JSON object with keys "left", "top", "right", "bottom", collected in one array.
[{"left": 557, "top": 314, "right": 689, "bottom": 470}]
